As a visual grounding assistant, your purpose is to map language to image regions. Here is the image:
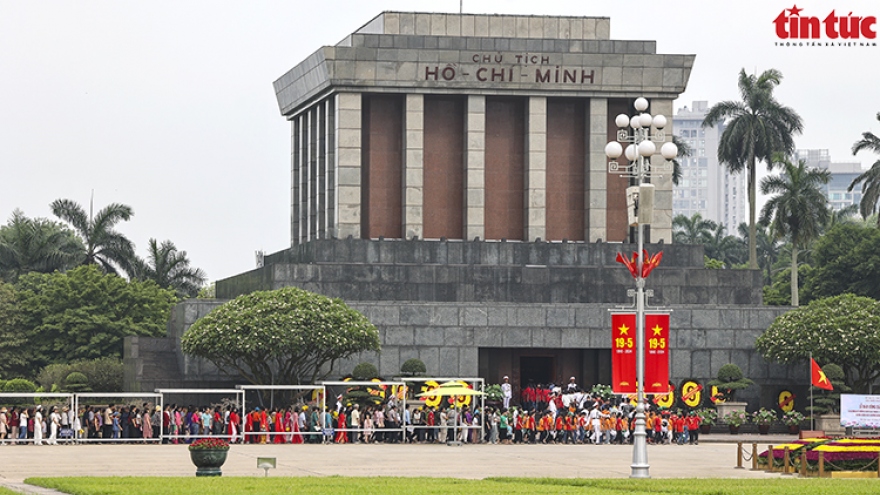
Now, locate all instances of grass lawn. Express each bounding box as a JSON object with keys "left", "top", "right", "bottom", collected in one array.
[
  {"left": 25, "top": 477, "right": 880, "bottom": 495},
  {"left": 0, "top": 488, "right": 21, "bottom": 495}
]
